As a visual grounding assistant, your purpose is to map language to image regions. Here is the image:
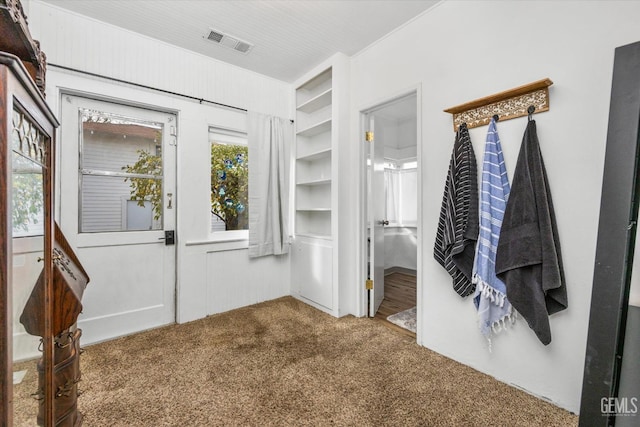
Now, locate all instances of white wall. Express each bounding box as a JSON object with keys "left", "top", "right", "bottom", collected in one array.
[
  {"left": 349, "top": 0, "right": 640, "bottom": 413},
  {"left": 27, "top": 1, "right": 292, "bottom": 328},
  {"left": 384, "top": 227, "right": 417, "bottom": 272}
]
